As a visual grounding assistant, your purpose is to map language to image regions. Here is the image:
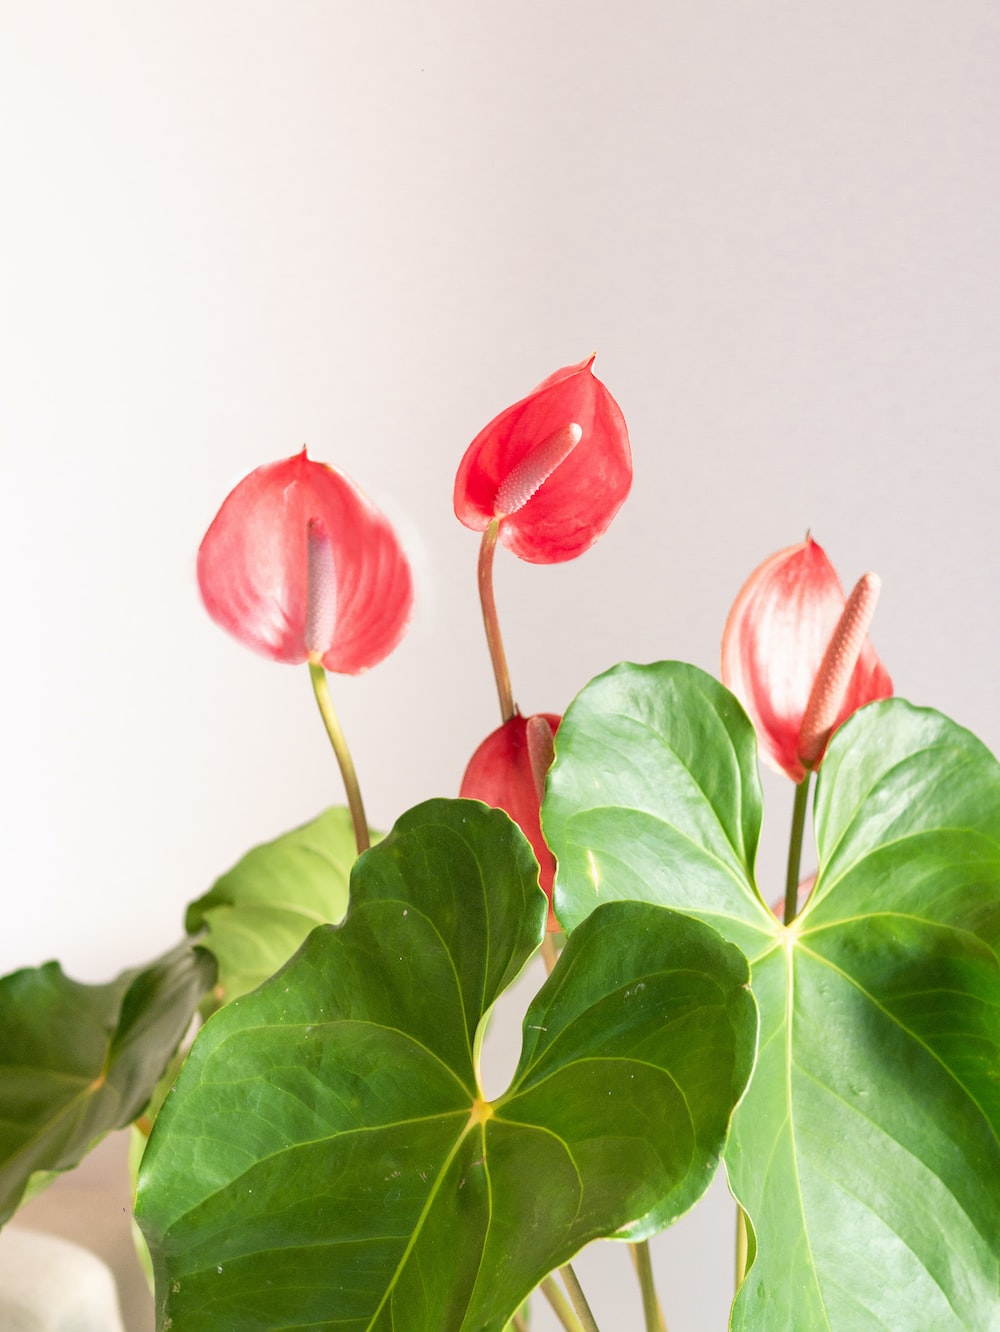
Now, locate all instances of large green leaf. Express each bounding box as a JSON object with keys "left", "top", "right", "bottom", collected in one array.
[
  {"left": 186, "top": 805, "right": 363, "bottom": 1000},
  {"left": 544, "top": 661, "right": 775, "bottom": 960},
  {"left": 0, "top": 940, "right": 215, "bottom": 1225},
  {"left": 136, "top": 797, "right": 756, "bottom": 1331},
  {"left": 545, "top": 661, "right": 1000, "bottom": 1331}
]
